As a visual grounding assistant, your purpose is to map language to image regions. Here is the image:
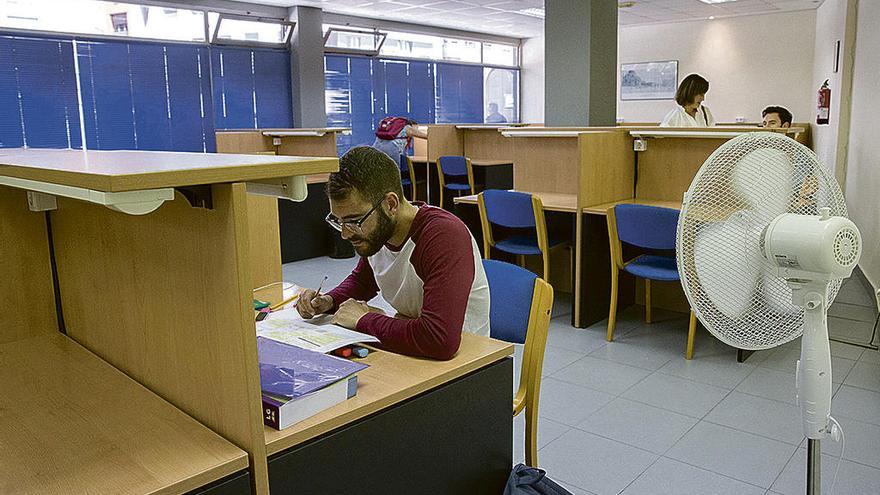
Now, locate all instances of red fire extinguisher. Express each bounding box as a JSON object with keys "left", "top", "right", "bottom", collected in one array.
[{"left": 817, "top": 79, "right": 831, "bottom": 125}]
